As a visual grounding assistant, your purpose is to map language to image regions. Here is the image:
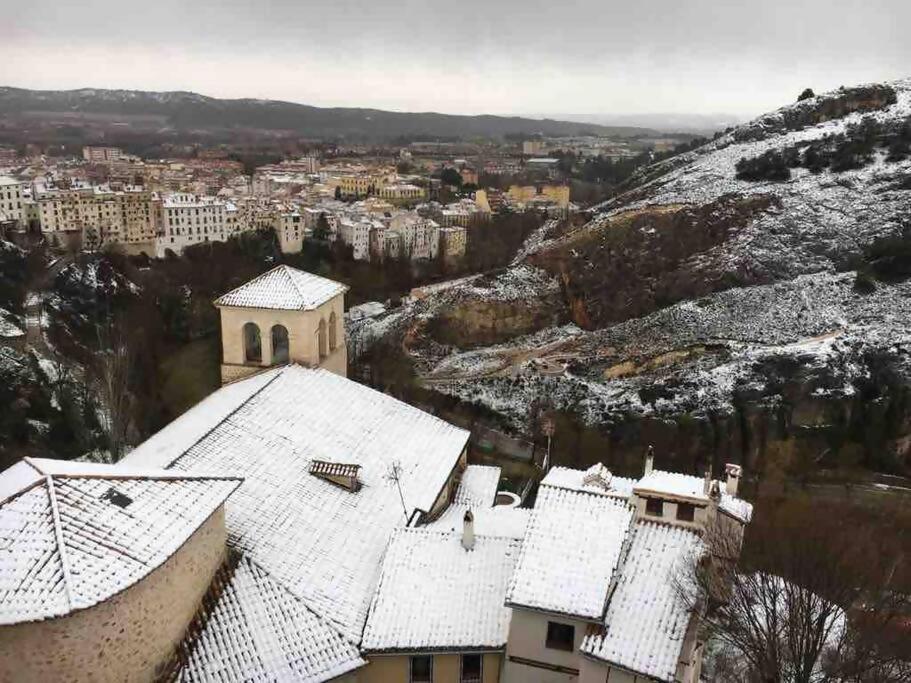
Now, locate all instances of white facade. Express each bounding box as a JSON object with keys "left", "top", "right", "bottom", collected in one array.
[
  {"left": 338, "top": 217, "right": 373, "bottom": 261},
  {"left": 0, "top": 177, "right": 24, "bottom": 227},
  {"left": 156, "top": 193, "right": 232, "bottom": 256}
]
